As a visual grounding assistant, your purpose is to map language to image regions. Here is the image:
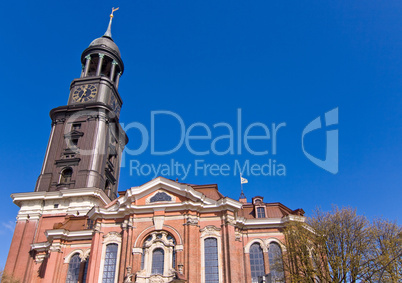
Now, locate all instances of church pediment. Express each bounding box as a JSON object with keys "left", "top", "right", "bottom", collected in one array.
[
  {"left": 124, "top": 177, "right": 215, "bottom": 206},
  {"left": 89, "top": 177, "right": 242, "bottom": 219}
]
